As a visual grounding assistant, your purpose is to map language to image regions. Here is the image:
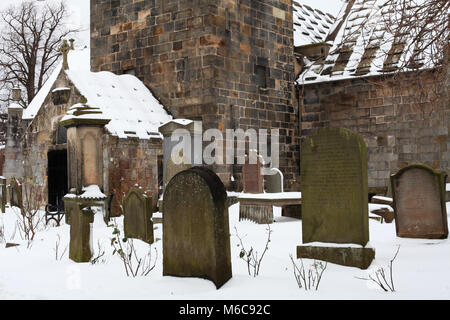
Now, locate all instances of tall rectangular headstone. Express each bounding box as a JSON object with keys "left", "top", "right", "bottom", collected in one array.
[
  {"left": 391, "top": 165, "right": 448, "bottom": 239},
  {"left": 243, "top": 150, "right": 263, "bottom": 193},
  {"left": 0, "top": 177, "right": 6, "bottom": 213},
  {"left": 297, "top": 127, "right": 374, "bottom": 269}
]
